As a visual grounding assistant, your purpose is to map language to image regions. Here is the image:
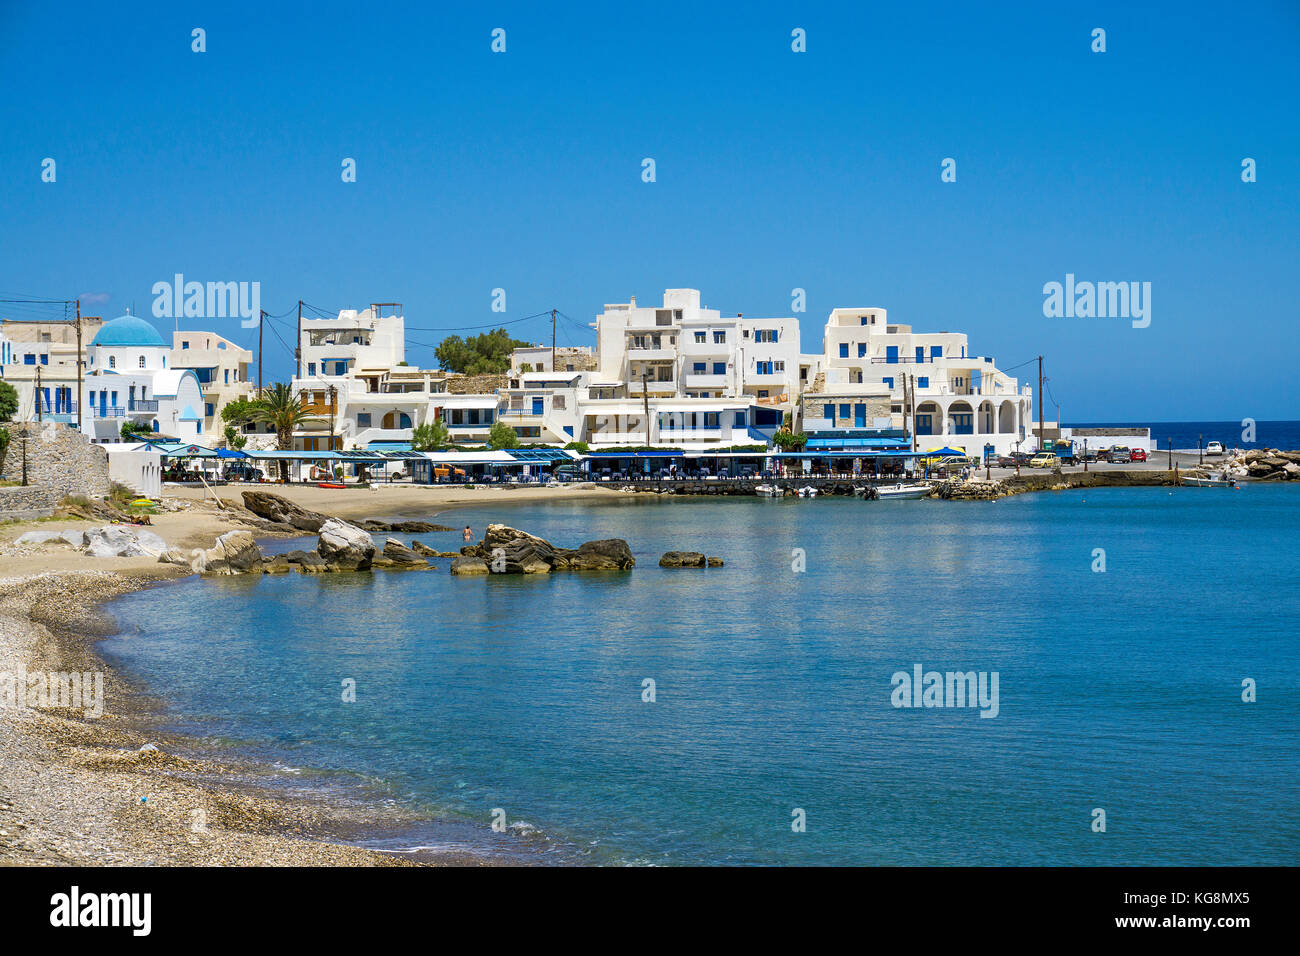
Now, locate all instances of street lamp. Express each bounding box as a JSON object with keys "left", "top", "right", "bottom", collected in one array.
[
  {"left": 1198, "top": 434, "right": 1204, "bottom": 466},
  {"left": 1083, "top": 438, "right": 1088, "bottom": 472}
]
